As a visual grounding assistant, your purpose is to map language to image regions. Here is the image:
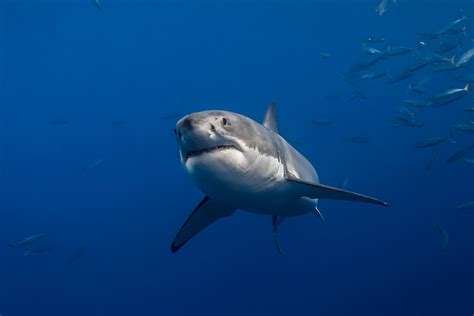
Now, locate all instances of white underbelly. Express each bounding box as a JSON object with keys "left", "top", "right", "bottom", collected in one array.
[{"left": 184, "top": 147, "right": 316, "bottom": 216}]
